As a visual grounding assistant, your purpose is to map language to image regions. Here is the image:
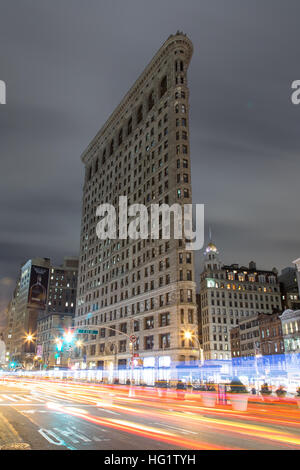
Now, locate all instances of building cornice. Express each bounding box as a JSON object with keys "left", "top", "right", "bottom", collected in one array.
[{"left": 81, "top": 32, "right": 193, "bottom": 165}]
